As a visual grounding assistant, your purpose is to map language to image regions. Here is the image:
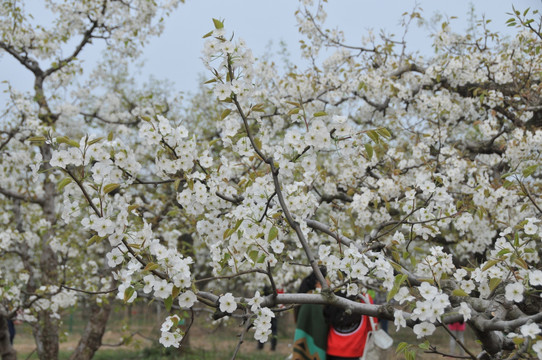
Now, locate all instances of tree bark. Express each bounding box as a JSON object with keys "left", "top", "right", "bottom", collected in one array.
[
  {"left": 0, "top": 315, "right": 16, "bottom": 360},
  {"left": 68, "top": 300, "right": 112, "bottom": 360},
  {"left": 32, "top": 310, "right": 59, "bottom": 360},
  {"left": 31, "top": 144, "right": 60, "bottom": 360}
]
